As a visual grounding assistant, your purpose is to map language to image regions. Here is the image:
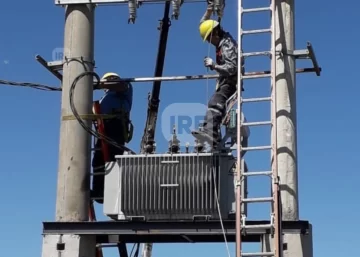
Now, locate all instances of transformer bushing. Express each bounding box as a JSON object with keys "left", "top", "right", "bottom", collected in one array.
[{"left": 168, "top": 126, "right": 180, "bottom": 153}]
